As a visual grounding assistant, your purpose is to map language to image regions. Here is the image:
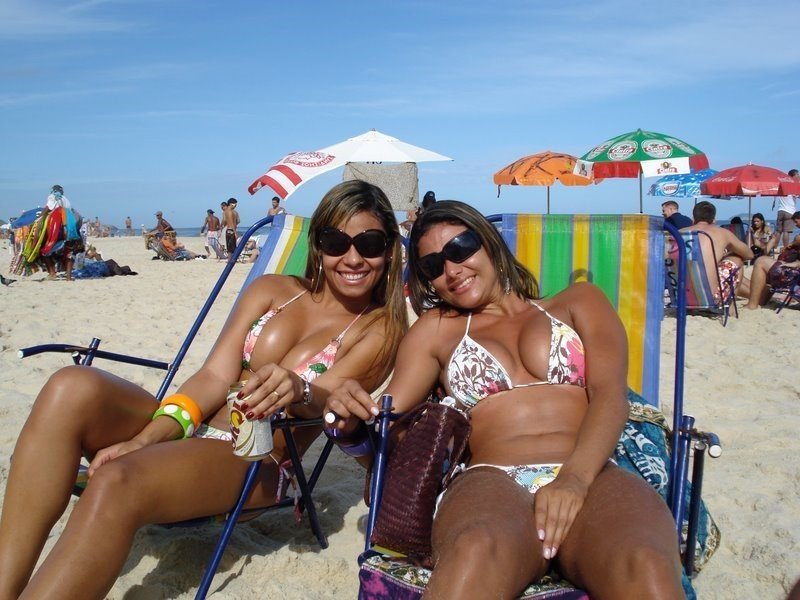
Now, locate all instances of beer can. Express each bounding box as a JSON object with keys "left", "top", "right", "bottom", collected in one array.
[{"left": 227, "top": 381, "right": 273, "bottom": 461}]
